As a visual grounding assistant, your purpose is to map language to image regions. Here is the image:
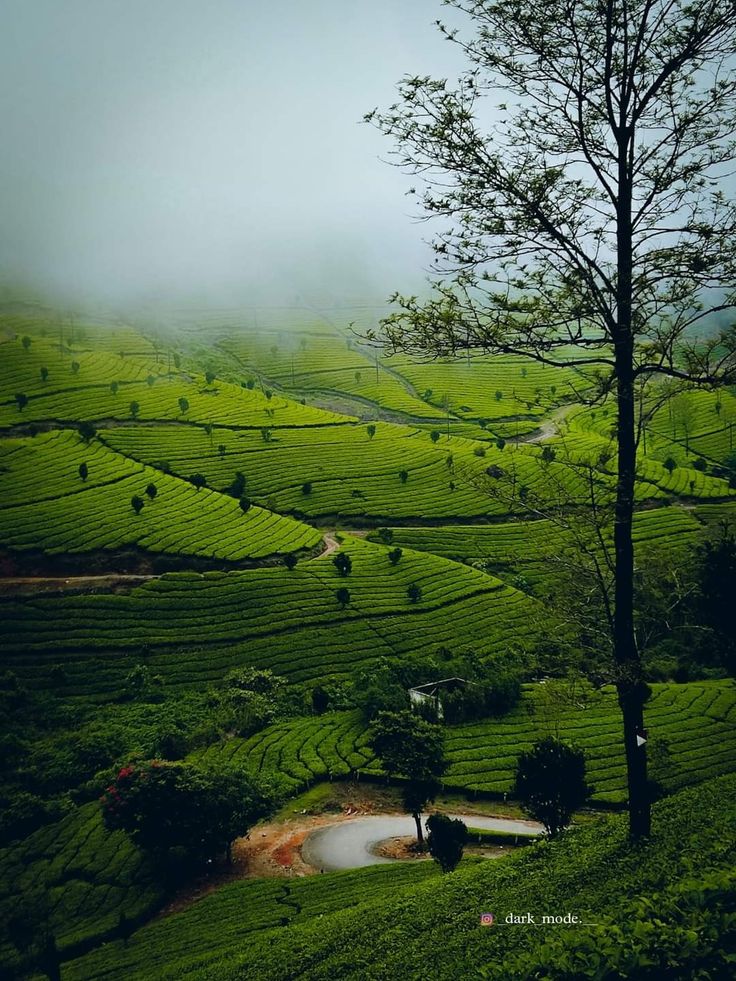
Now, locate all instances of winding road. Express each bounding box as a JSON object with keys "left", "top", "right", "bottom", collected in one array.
[{"left": 301, "top": 813, "right": 542, "bottom": 871}]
